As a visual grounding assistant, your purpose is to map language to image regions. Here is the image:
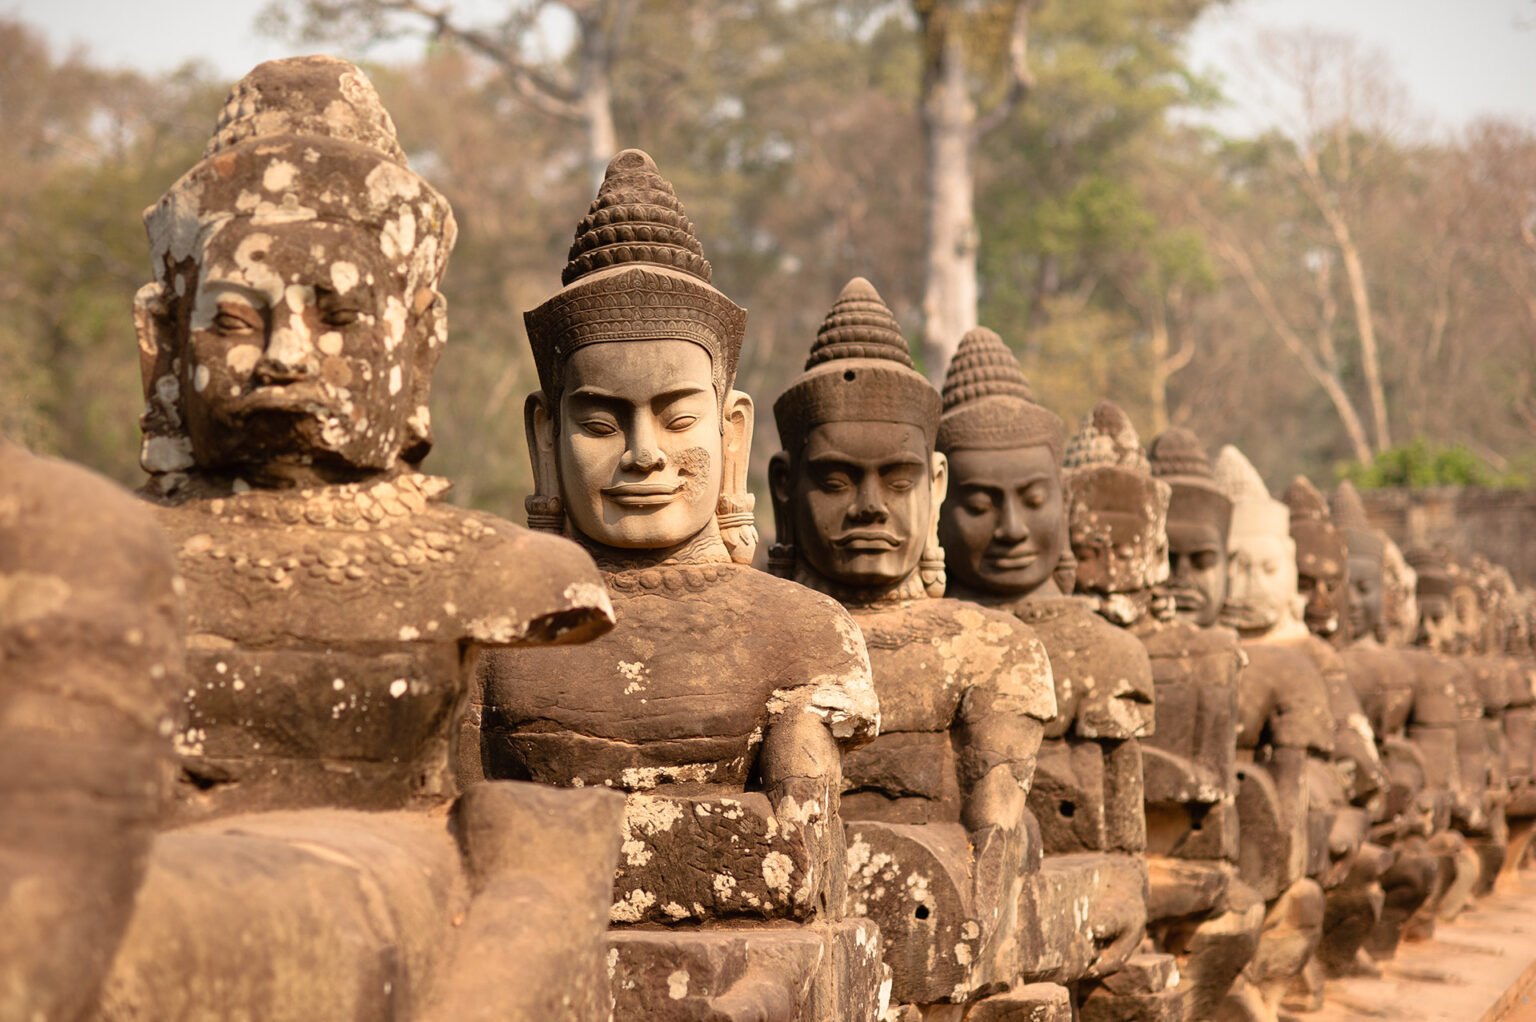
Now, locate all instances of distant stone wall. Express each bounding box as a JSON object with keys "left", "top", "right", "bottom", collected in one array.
[{"left": 1360, "top": 487, "right": 1536, "bottom": 587}]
